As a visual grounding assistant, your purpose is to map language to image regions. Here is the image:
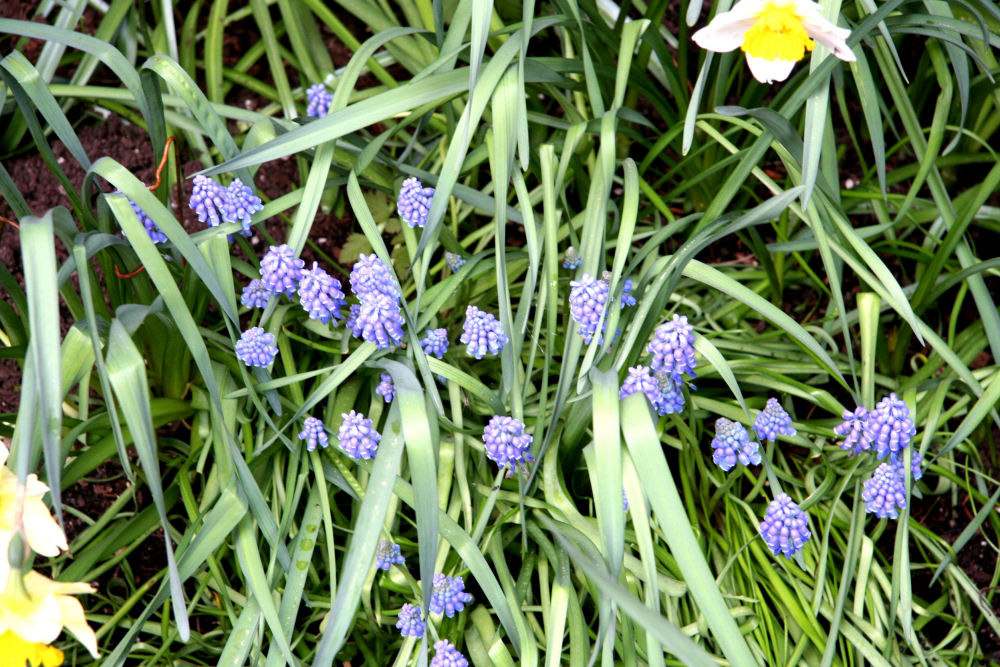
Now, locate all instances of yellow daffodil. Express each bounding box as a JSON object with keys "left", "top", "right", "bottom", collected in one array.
[
  {"left": 692, "top": 0, "right": 856, "bottom": 83},
  {"left": 0, "top": 629, "right": 65, "bottom": 667},
  {"left": 0, "top": 442, "right": 68, "bottom": 587},
  {"left": 0, "top": 570, "right": 99, "bottom": 659}
]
